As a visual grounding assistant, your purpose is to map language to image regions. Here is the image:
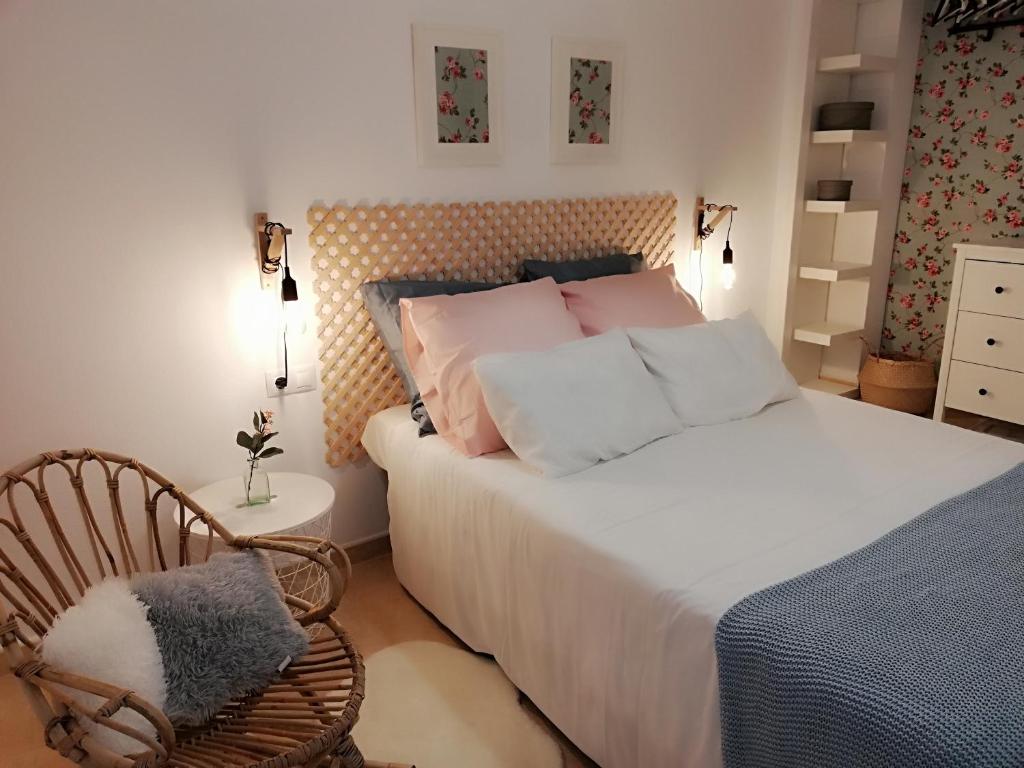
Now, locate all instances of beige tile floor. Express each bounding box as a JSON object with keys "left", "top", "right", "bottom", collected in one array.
[{"left": 1, "top": 554, "right": 595, "bottom": 768}]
